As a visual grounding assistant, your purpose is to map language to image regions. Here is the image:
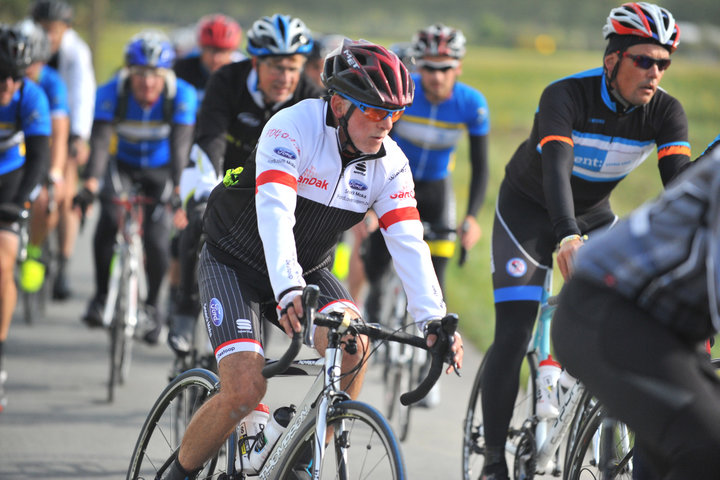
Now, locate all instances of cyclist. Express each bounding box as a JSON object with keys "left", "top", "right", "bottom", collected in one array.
[
  {"left": 303, "top": 33, "right": 345, "bottom": 89},
  {"left": 168, "top": 13, "right": 242, "bottom": 330},
  {"left": 160, "top": 39, "right": 464, "bottom": 479},
  {"left": 479, "top": 3, "right": 691, "bottom": 479},
  {"left": 0, "top": 24, "right": 51, "bottom": 411},
  {"left": 168, "top": 13, "right": 324, "bottom": 356},
  {"left": 173, "top": 13, "right": 243, "bottom": 105},
  {"left": 362, "top": 23, "right": 489, "bottom": 407},
  {"left": 552, "top": 143, "right": 720, "bottom": 480},
  {"left": 74, "top": 32, "right": 197, "bottom": 344},
  {"left": 15, "top": 19, "right": 69, "bottom": 295},
  {"left": 31, "top": 0, "right": 96, "bottom": 301}
]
